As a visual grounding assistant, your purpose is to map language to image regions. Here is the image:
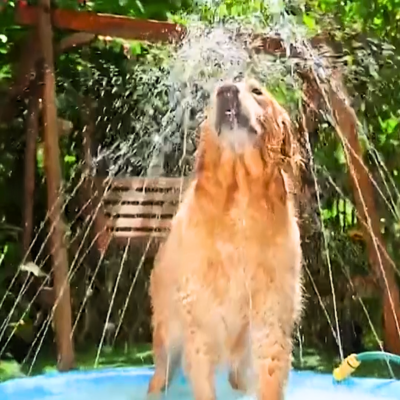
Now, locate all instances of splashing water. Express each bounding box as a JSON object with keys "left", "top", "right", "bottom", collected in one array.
[
  {"left": 91, "top": 0, "right": 335, "bottom": 180},
  {"left": 93, "top": 19, "right": 308, "bottom": 178}
]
